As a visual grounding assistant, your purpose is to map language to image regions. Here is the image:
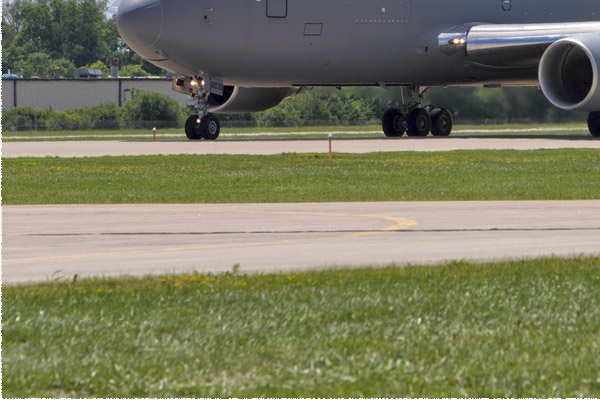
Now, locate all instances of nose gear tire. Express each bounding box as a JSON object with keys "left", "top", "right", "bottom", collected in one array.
[
  {"left": 201, "top": 115, "right": 220, "bottom": 140},
  {"left": 185, "top": 115, "right": 202, "bottom": 140}
]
